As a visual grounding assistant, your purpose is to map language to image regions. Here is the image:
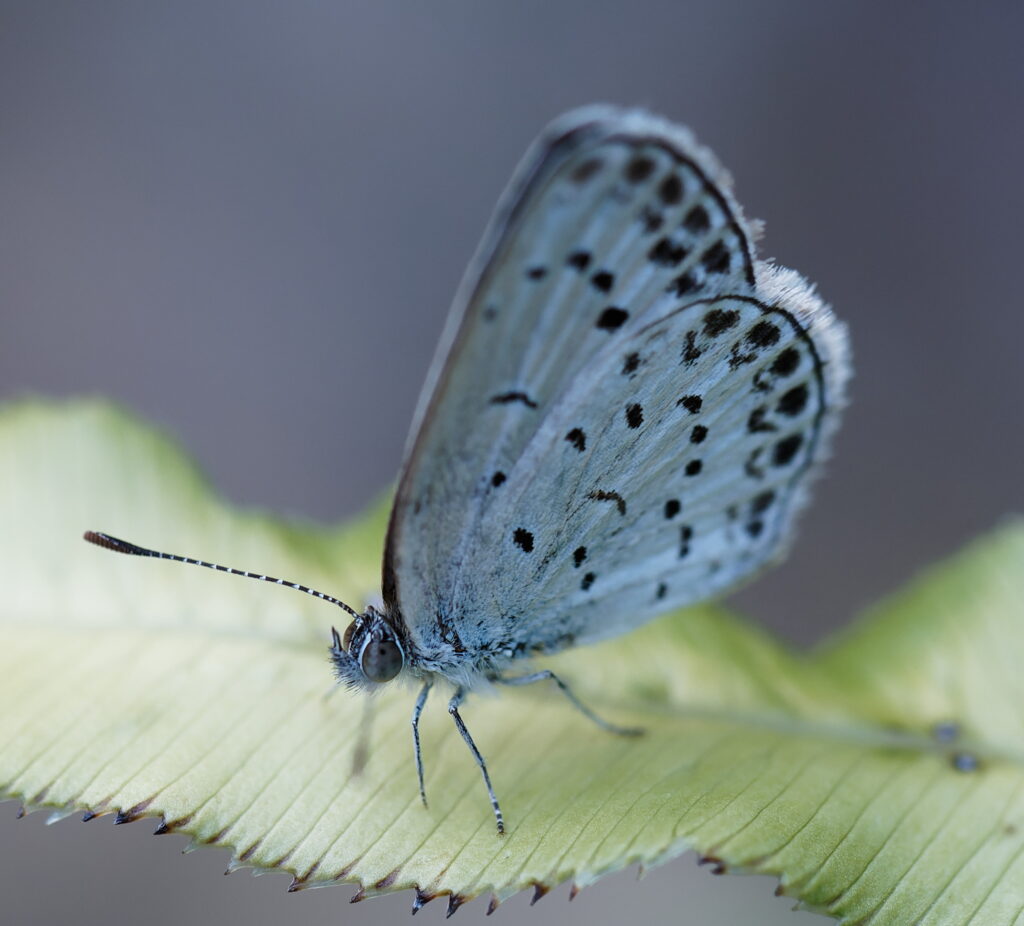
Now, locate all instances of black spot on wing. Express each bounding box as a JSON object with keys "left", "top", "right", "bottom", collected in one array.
[
  {"left": 771, "top": 347, "right": 801, "bottom": 377},
  {"left": 490, "top": 392, "right": 538, "bottom": 409},
  {"left": 668, "top": 271, "right": 699, "bottom": 297},
  {"left": 587, "top": 489, "right": 627, "bottom": 516},
  {"left": 571, "top": 158, "right": 603, "bottom": 184},
  {"left": 491, "top": 471, "right": 506, "bottom": 487},
  {"left": 703, "top": 308, "right": 740, "bottom": 337},
  {"left": 639, "top": 206, "right": 663, "bottom": 233},
  {"left": 682, "top": 331, "right": 702, "bottom": 365},
  {"left": 658, "top": 174, "right": 683, "bottom": 205},
  {"left": 777, "top": 383, "right": 809, "bottom": 417},
  {"left": 683, "top": 205, "right": 710, "bottom": 233},
  {"left": 625, "top": 403, "right": 644, "bottom": 429},
  {"left": 591, "top": 270, "right": 615, "bottom": 293},
  {"left": 625, "top": 155, "right": 655, "bottom": 182},
  {"left": 664, "top": 499, "right": 680, "bottom": 519},
  {"left": 678, "top": 394, "right": 702, "bottom": 414},
  {"left": 648, "top": 237, "right": 689, "bottom": 267},
  {"left": 573, "top": 546, "right": 587, "bottom": 568},
  {"left": 748, "top": 406, "right": 777, "bottom": 433},
  {"left": 746, "top": 321, "right": 781, "bottom": 348},
  {"left": 685, "top": 459, "right": 702, "bottom": 477},
  {"left": 678, "top": 525, "right": 693, "bottom": 557},
  {"left": 773, "top": 434, "right": 804, "bottom": 467},
  {"left": 701, "top": 240, "right": 731, "bottom": 274},
  {"left": 580, "top": 572, "right": 596, "bottom": 591},
  {"left": 728, "top": 341, "right": 759, "bottom": 369},
  {"left": 526, "top": 266, "right": 547, "bottom": 280},
  {"left": 567, "top": 250, "right": 591, "bottom": 271},
  {"left": 752, "top": 368, "right": 774, "bottom": 393},
  {"left": 621, "top": 352, "right": 640, "bottom": 375},
  {"left": 596, "top": 307, "right": 629, "bottom": 331},
  {"left": 690, "top": 425, "right": 708, "bottom": 444},
  {"left": 513, "top": 528, "right": 534, "bottom": 552},
  {"left": 565, "top": 428, "right": 587, "bottom": 452}
]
